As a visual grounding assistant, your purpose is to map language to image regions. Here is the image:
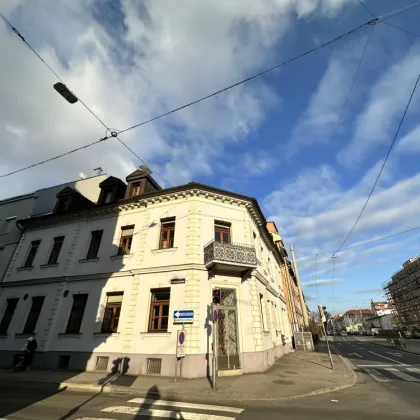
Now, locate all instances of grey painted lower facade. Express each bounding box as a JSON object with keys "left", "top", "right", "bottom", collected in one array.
[{"left": 0, "top": 343, "right": 292, "bottom": 377}]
